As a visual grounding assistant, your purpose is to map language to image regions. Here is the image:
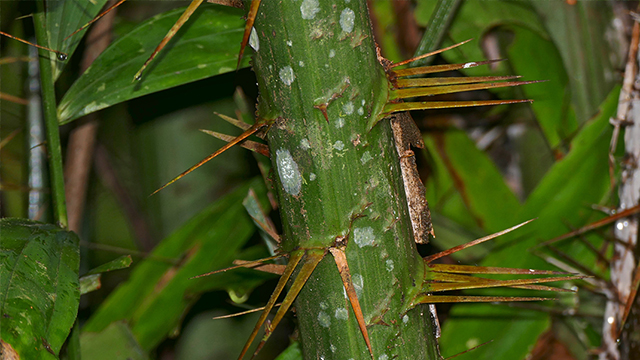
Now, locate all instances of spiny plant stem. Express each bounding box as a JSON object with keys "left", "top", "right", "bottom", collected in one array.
[{"left": 33, "top": 5, "right": 68, "bottom": 228}]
